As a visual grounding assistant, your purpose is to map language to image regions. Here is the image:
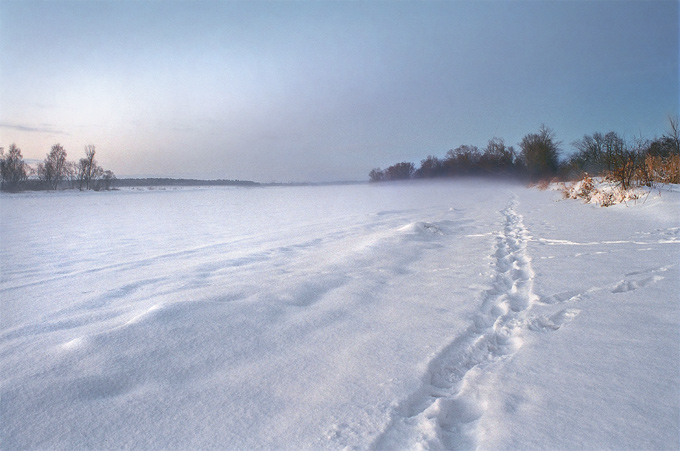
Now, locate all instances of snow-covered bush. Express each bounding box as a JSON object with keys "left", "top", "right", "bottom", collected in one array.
[
  {"left": 560, "top": 174, "right": 647, "bottom": 207},
  {"left": 561, "top": 174, "right": 594, "bottom": 202}
]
